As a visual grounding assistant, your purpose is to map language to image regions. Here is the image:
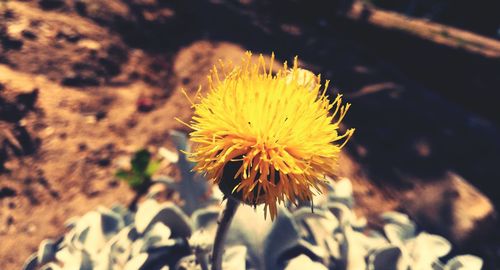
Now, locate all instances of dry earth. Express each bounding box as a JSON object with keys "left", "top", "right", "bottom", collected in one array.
[{"left": 1, "top": 0, "right": 500, "bottom": 269}]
